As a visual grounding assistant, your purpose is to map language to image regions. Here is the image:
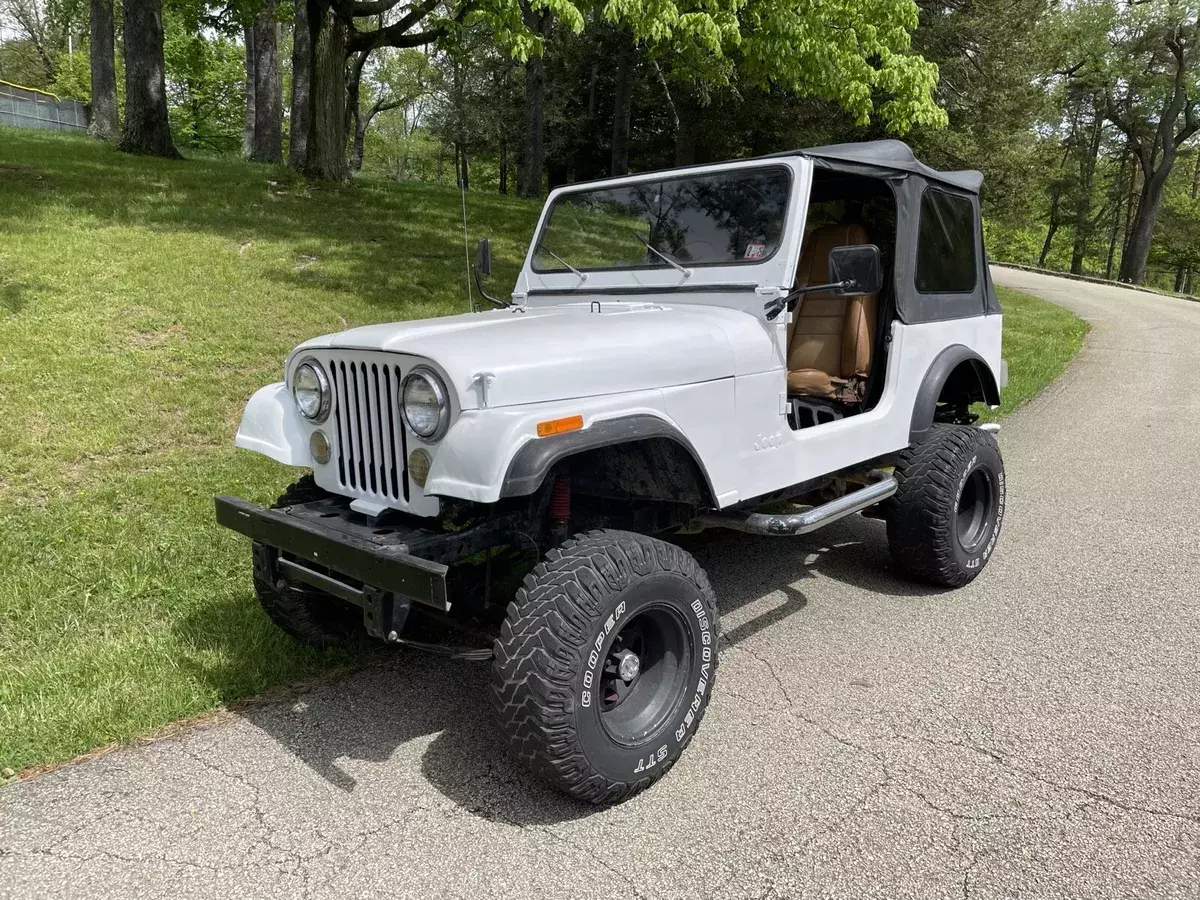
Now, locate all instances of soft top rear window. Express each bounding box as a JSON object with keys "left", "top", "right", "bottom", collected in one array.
[
  {"left": 532, "top": 166, "right": 792, "bottom": 273},
  {"left": 915, "top": 188, "right": 977, "bottom": 294}
]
